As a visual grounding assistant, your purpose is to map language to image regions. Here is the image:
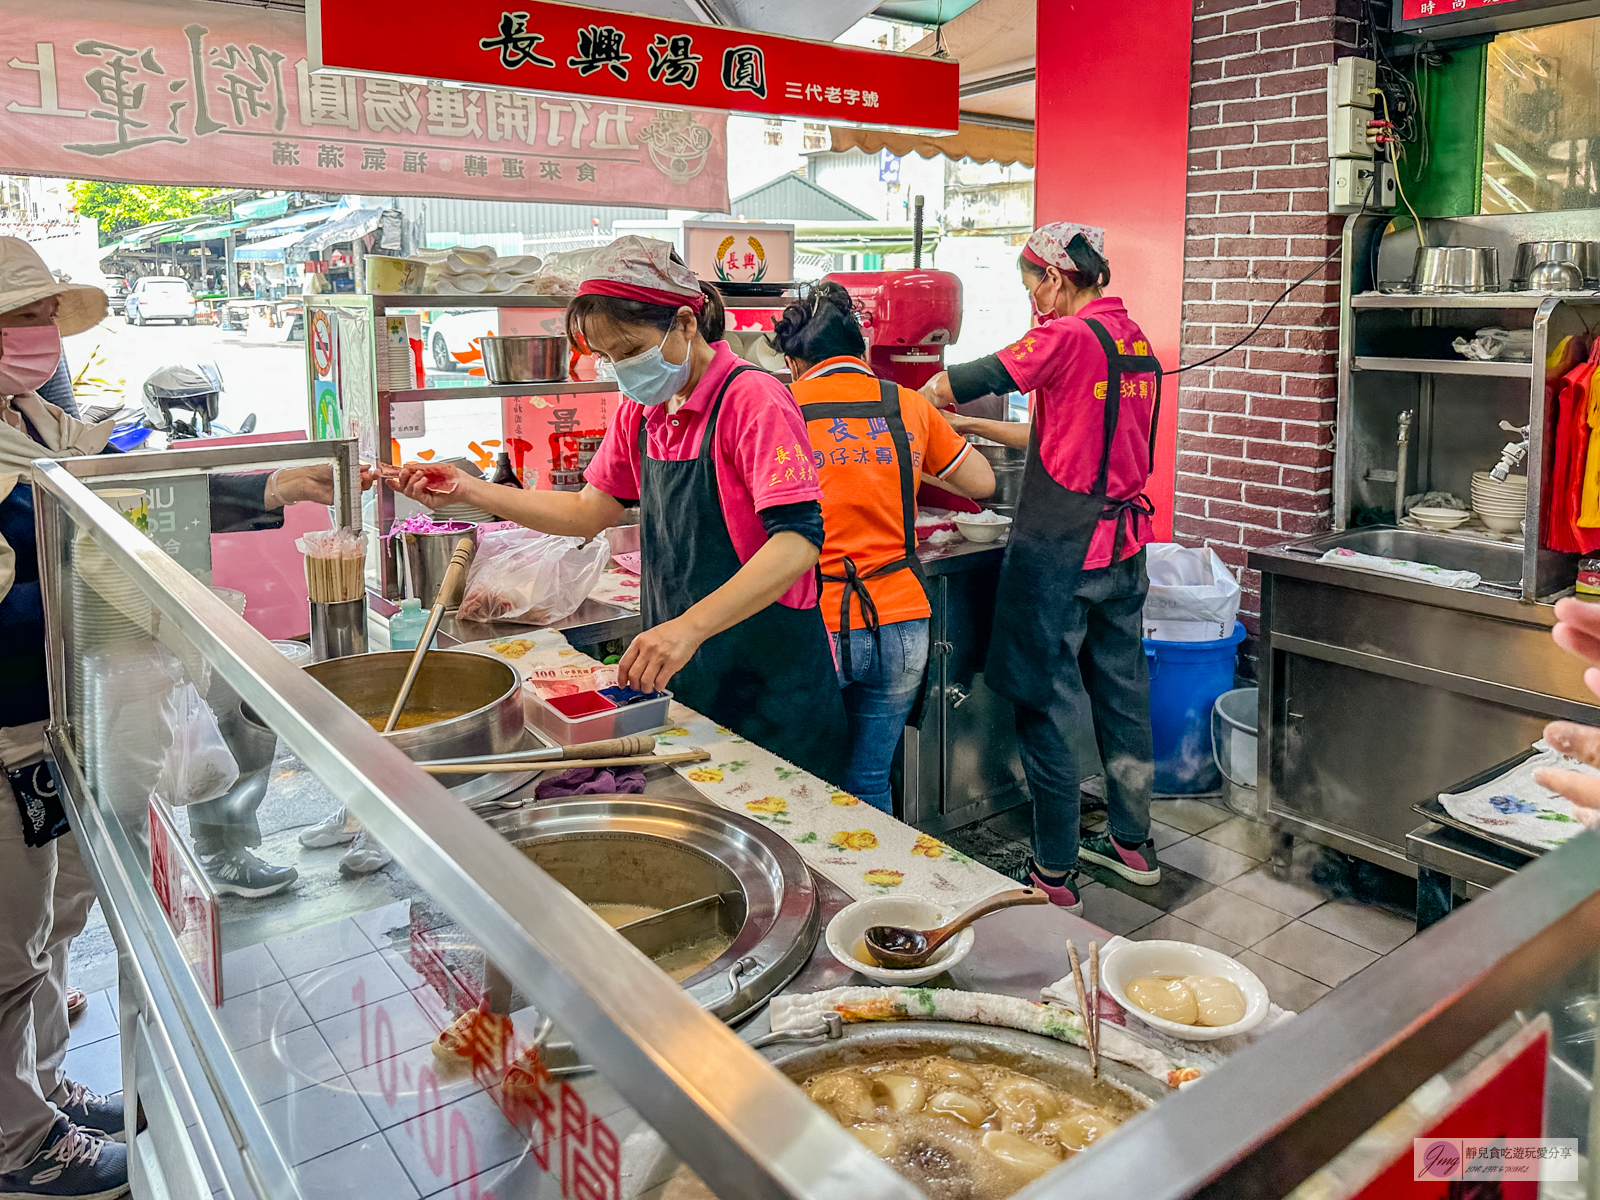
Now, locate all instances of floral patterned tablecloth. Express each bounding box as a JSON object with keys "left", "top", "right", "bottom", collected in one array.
[
  {"left": 461, "top": 631, "right": 1017, "bottom": 908},
  {"left": 587, "top": 566, "right": 640, "bottom": 612}
]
